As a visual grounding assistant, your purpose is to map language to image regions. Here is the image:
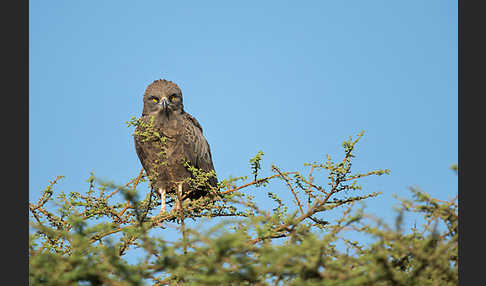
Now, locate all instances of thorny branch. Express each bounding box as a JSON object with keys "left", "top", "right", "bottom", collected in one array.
[{"left": 29, "top": 132, "right": 395, "bottom": 285}]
